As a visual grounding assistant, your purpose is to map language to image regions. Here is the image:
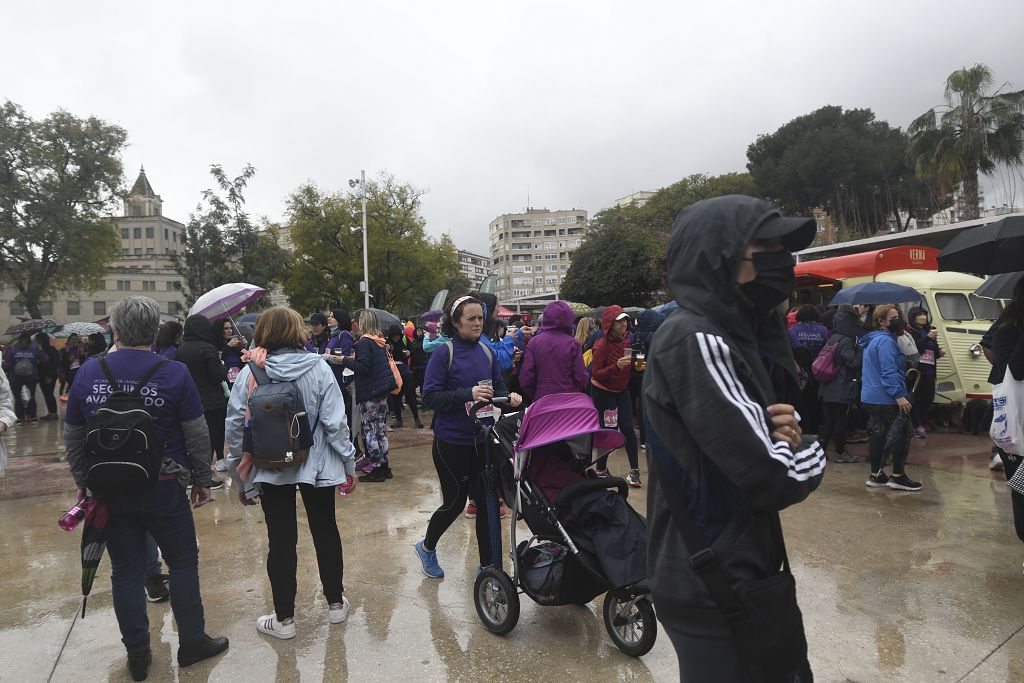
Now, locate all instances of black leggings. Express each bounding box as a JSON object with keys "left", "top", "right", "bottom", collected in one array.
[
  {"left": 817, "top": 401, "right": 850, "bottom": 455},
  {"left": 390, "top": 372, "right": 420, "bottom": 423},
  {"left": 424, "top": 437, "right": 492, "bottom": 567},
  {"left": 864, "top": 403, "right": 911, "bottom": 474},
  {"left": 592, "top": 385, "right": 639, "bottom": 471},
  {"left": 40, "top": 376, "right": 58, "bottom": 415},
  {"left": 911, "top": 372, "right": 936, "bottom": 428},
  {"left": 259, "top": 483, "right": 344, "bottom": 620},
  {"left": 204, "top": 406, "right": 227, "bottom": 461}
]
